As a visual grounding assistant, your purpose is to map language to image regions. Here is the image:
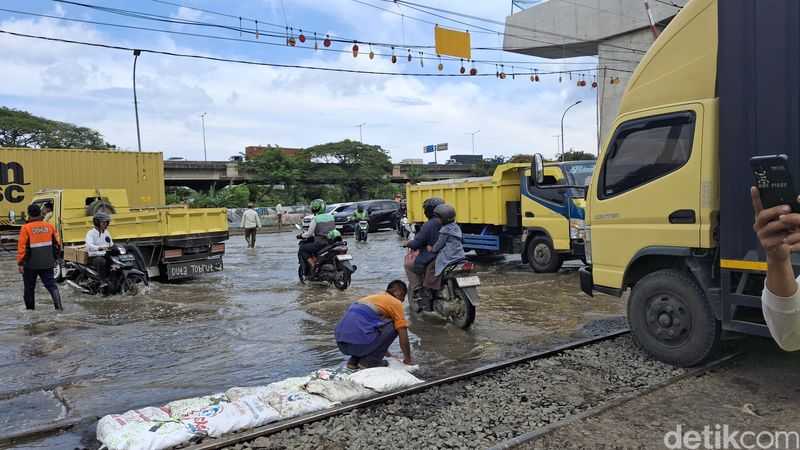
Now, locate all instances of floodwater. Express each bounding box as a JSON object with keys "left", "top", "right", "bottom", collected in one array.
[{"left": 0, "top": 230, "right": 624, "bottom": 448}]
